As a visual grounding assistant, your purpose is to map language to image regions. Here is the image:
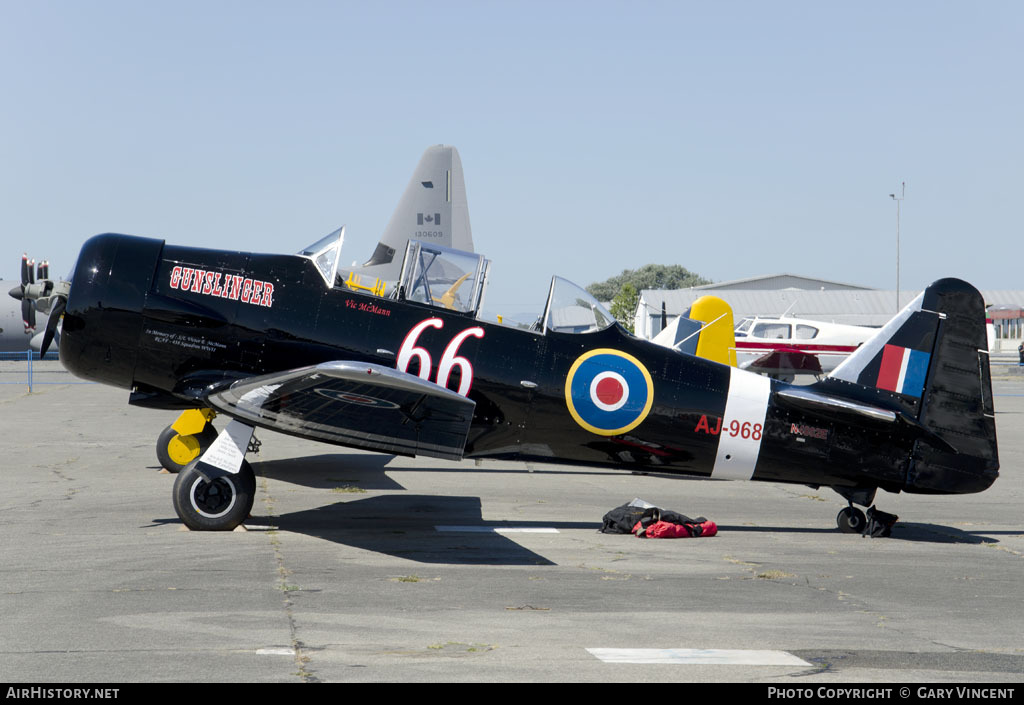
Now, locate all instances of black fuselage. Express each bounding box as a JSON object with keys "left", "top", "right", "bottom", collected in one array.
[{"left": 59, "top": 233, "right": 994, "bottom": 497}]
